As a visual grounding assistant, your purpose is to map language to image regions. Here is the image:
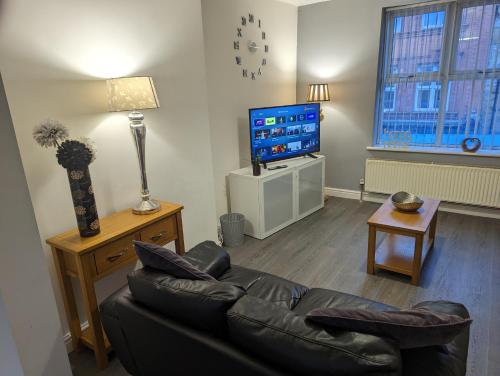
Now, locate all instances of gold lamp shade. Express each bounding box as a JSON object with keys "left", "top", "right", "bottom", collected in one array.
[
  {"left": 106, "top": 76, "right": 160, "bottom": 112},
  {"left": 306, "top": 84, "right": 330, "bottom": 121},
  {"left": 306, "top": 83, "right": 331, "bottom": 102}
]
